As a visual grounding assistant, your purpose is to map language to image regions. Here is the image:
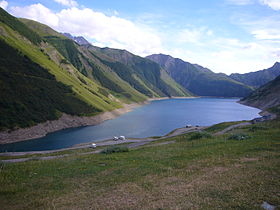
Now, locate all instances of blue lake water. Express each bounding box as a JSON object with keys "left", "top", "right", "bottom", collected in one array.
[{"left": 0, "top": 98, "right": 260, "bottom": 152}]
